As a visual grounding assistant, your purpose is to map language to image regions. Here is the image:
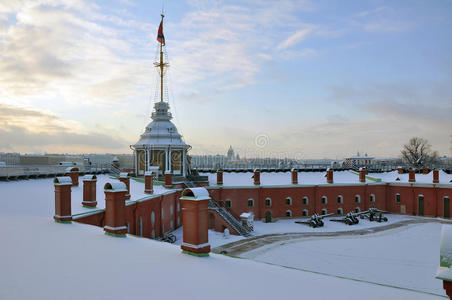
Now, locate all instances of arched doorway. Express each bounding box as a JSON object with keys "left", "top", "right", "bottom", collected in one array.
[
  {"left": 208, "top": 213, "right": 215, "bottom": 229},
  {"left": 265, "top": 211, "right": 272, "bottom": 223},
  {"left": 444, "top": 197, "right": 450, "bottom": 218},
  {"left": 418, "top": 195, "right": 424, "bottom": 216}
]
